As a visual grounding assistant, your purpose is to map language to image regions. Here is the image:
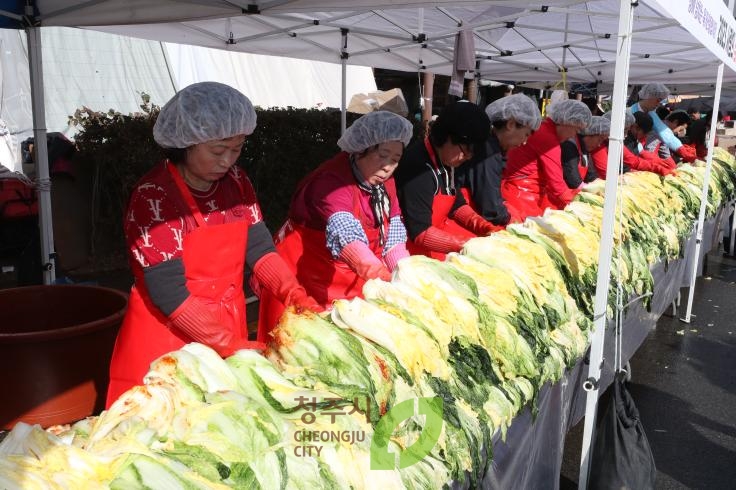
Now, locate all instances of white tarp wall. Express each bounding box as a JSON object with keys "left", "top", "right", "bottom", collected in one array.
[
  {"left": 0, "top": 26, "right": 376, "bottom": 172},
  {"left": 165, "top": 42, "right": 376, "bottom": 110},
  {"left": 0, "top": 28, "right": 177, "bottom": 171}
]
